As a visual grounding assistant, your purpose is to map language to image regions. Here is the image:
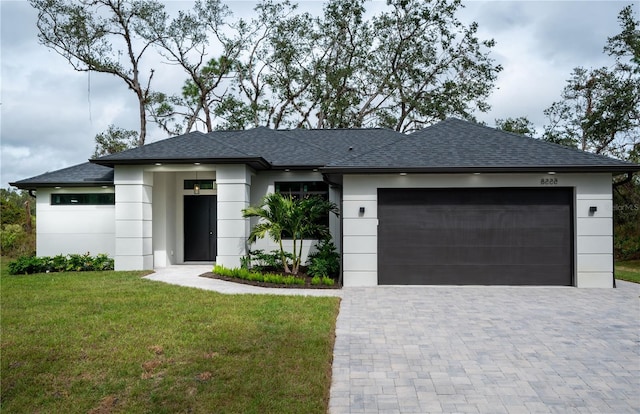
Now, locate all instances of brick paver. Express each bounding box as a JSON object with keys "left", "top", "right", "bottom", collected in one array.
[{"left": 329, "top": 282, "right": 640, "bottom": 413}]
